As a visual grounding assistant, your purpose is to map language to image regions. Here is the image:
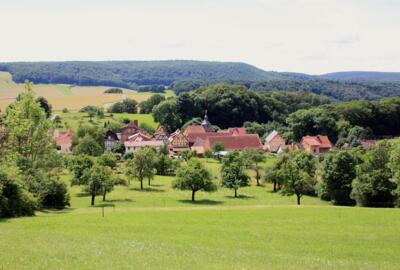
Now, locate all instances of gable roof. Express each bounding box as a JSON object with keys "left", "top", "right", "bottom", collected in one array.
[
  {"left": 227, "top": 127, "right": 247, "bottom": 136},
  {"left": 301, "top": 135, "right": 333, "bottom": 148},
  {"left": 127, "top": 132, "right": 152, "bottom": 142},
  {"left": 105, "top": 130, "right": 119, "bottom": 141},
  {"left": 204, "top": 134, "right": 262, "bottom": 150},
  {"left": 265, "top": 130, "right": 280, "bottom": 143},
  {"left": 183, "top": 125, "right": 206, "bottom": 135}
]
